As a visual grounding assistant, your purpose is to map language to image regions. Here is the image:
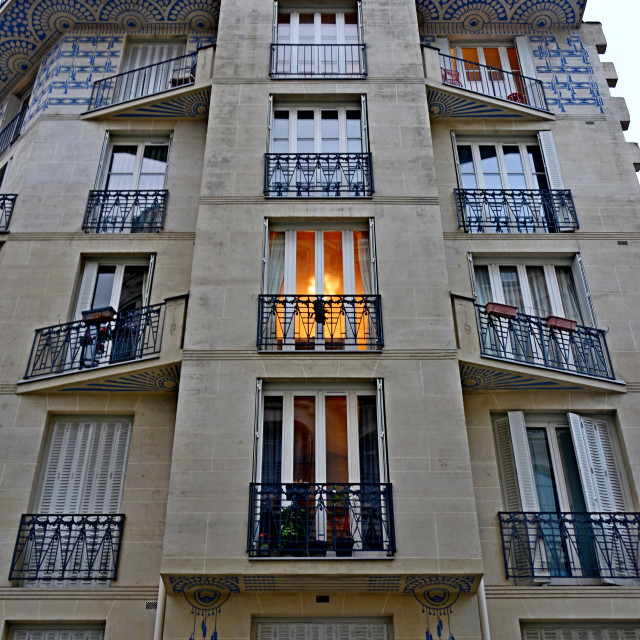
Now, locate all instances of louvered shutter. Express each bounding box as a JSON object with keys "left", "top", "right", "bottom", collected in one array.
[
  {"left": 10, "top": 632, "right": 103, "bottom": 640},
  {"left": 256, "top": 622, "right": 389, "bottom": 640},
  {"left": 436, "top": 37, "right": 450, "bottom": 54},
  {"left": 357, "top": 1, "right": 364, "bottom": 44},
  {"left": 74, "top": 262, "right": 99, "bottom": 319},
  {"left": 272, "top": 1, "right": 278, "bottom": 43},
  {"left": 450, "top": 131, "right": 462, "bottom": 187},
  {"left": 375, "top": 379, "right": 388, "bottom": 482},
  {"left": 143, "top": 254, "right": 155, "bottom": 307},
  {"left": 267, "top": 95, "right": 274, "bottom": 150},
  {"left": 507, "top": 411, "right": 539, "bottom": 511},
  {"left": 572, "top": 254, "right": 596, "bottom": 328},
  {"left": 515, "top": 36, "right": 537, "bottom": 78},
  {"left": 94, "top": 132, "right": 110, "bottom": 189},
  {"left": 360, "top": 94, "right": 369, "bottom": 152},
  {"left": 493, "top": 417, "right": 522, "bottom": 511},
  {"left": 368, "top": 218, "right": 379, "bottom": 295},
  {"left": 537, "top": 131, "right": 565, "bottom": 190}
]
